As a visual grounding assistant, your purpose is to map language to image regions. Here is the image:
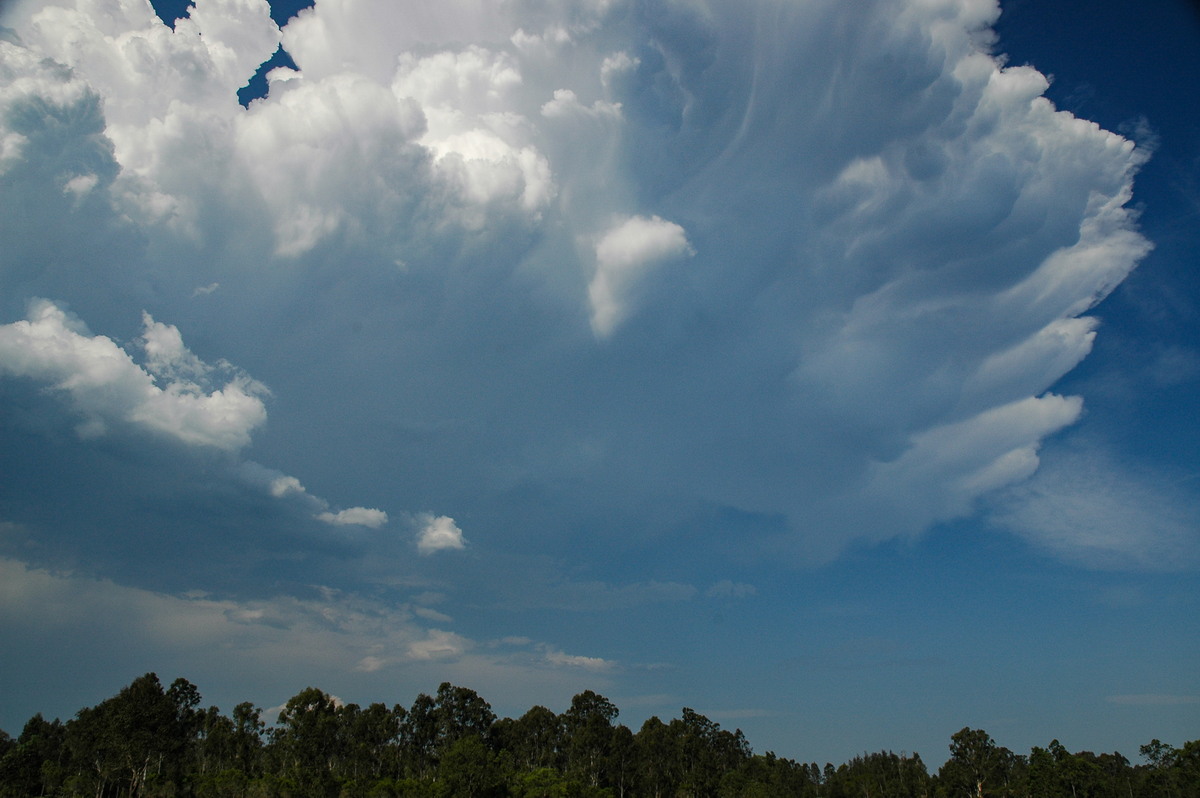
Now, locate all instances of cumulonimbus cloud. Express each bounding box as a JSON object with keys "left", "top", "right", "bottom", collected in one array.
[{"left": 0, "top": 0, "right": 1157, "bottom": 565}]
